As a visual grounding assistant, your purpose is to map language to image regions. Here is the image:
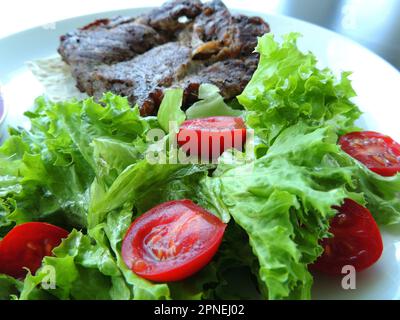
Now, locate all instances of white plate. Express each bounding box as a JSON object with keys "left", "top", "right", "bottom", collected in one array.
[{"left": 0, "top": 7, "right": 399, "bottom": 300}]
